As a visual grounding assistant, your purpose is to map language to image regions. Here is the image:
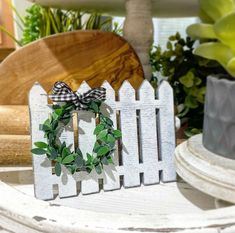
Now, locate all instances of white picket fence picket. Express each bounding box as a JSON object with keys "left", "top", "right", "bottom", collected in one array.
[{"left": 29, "top": 80, "right": 176, "bottom": 200}]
